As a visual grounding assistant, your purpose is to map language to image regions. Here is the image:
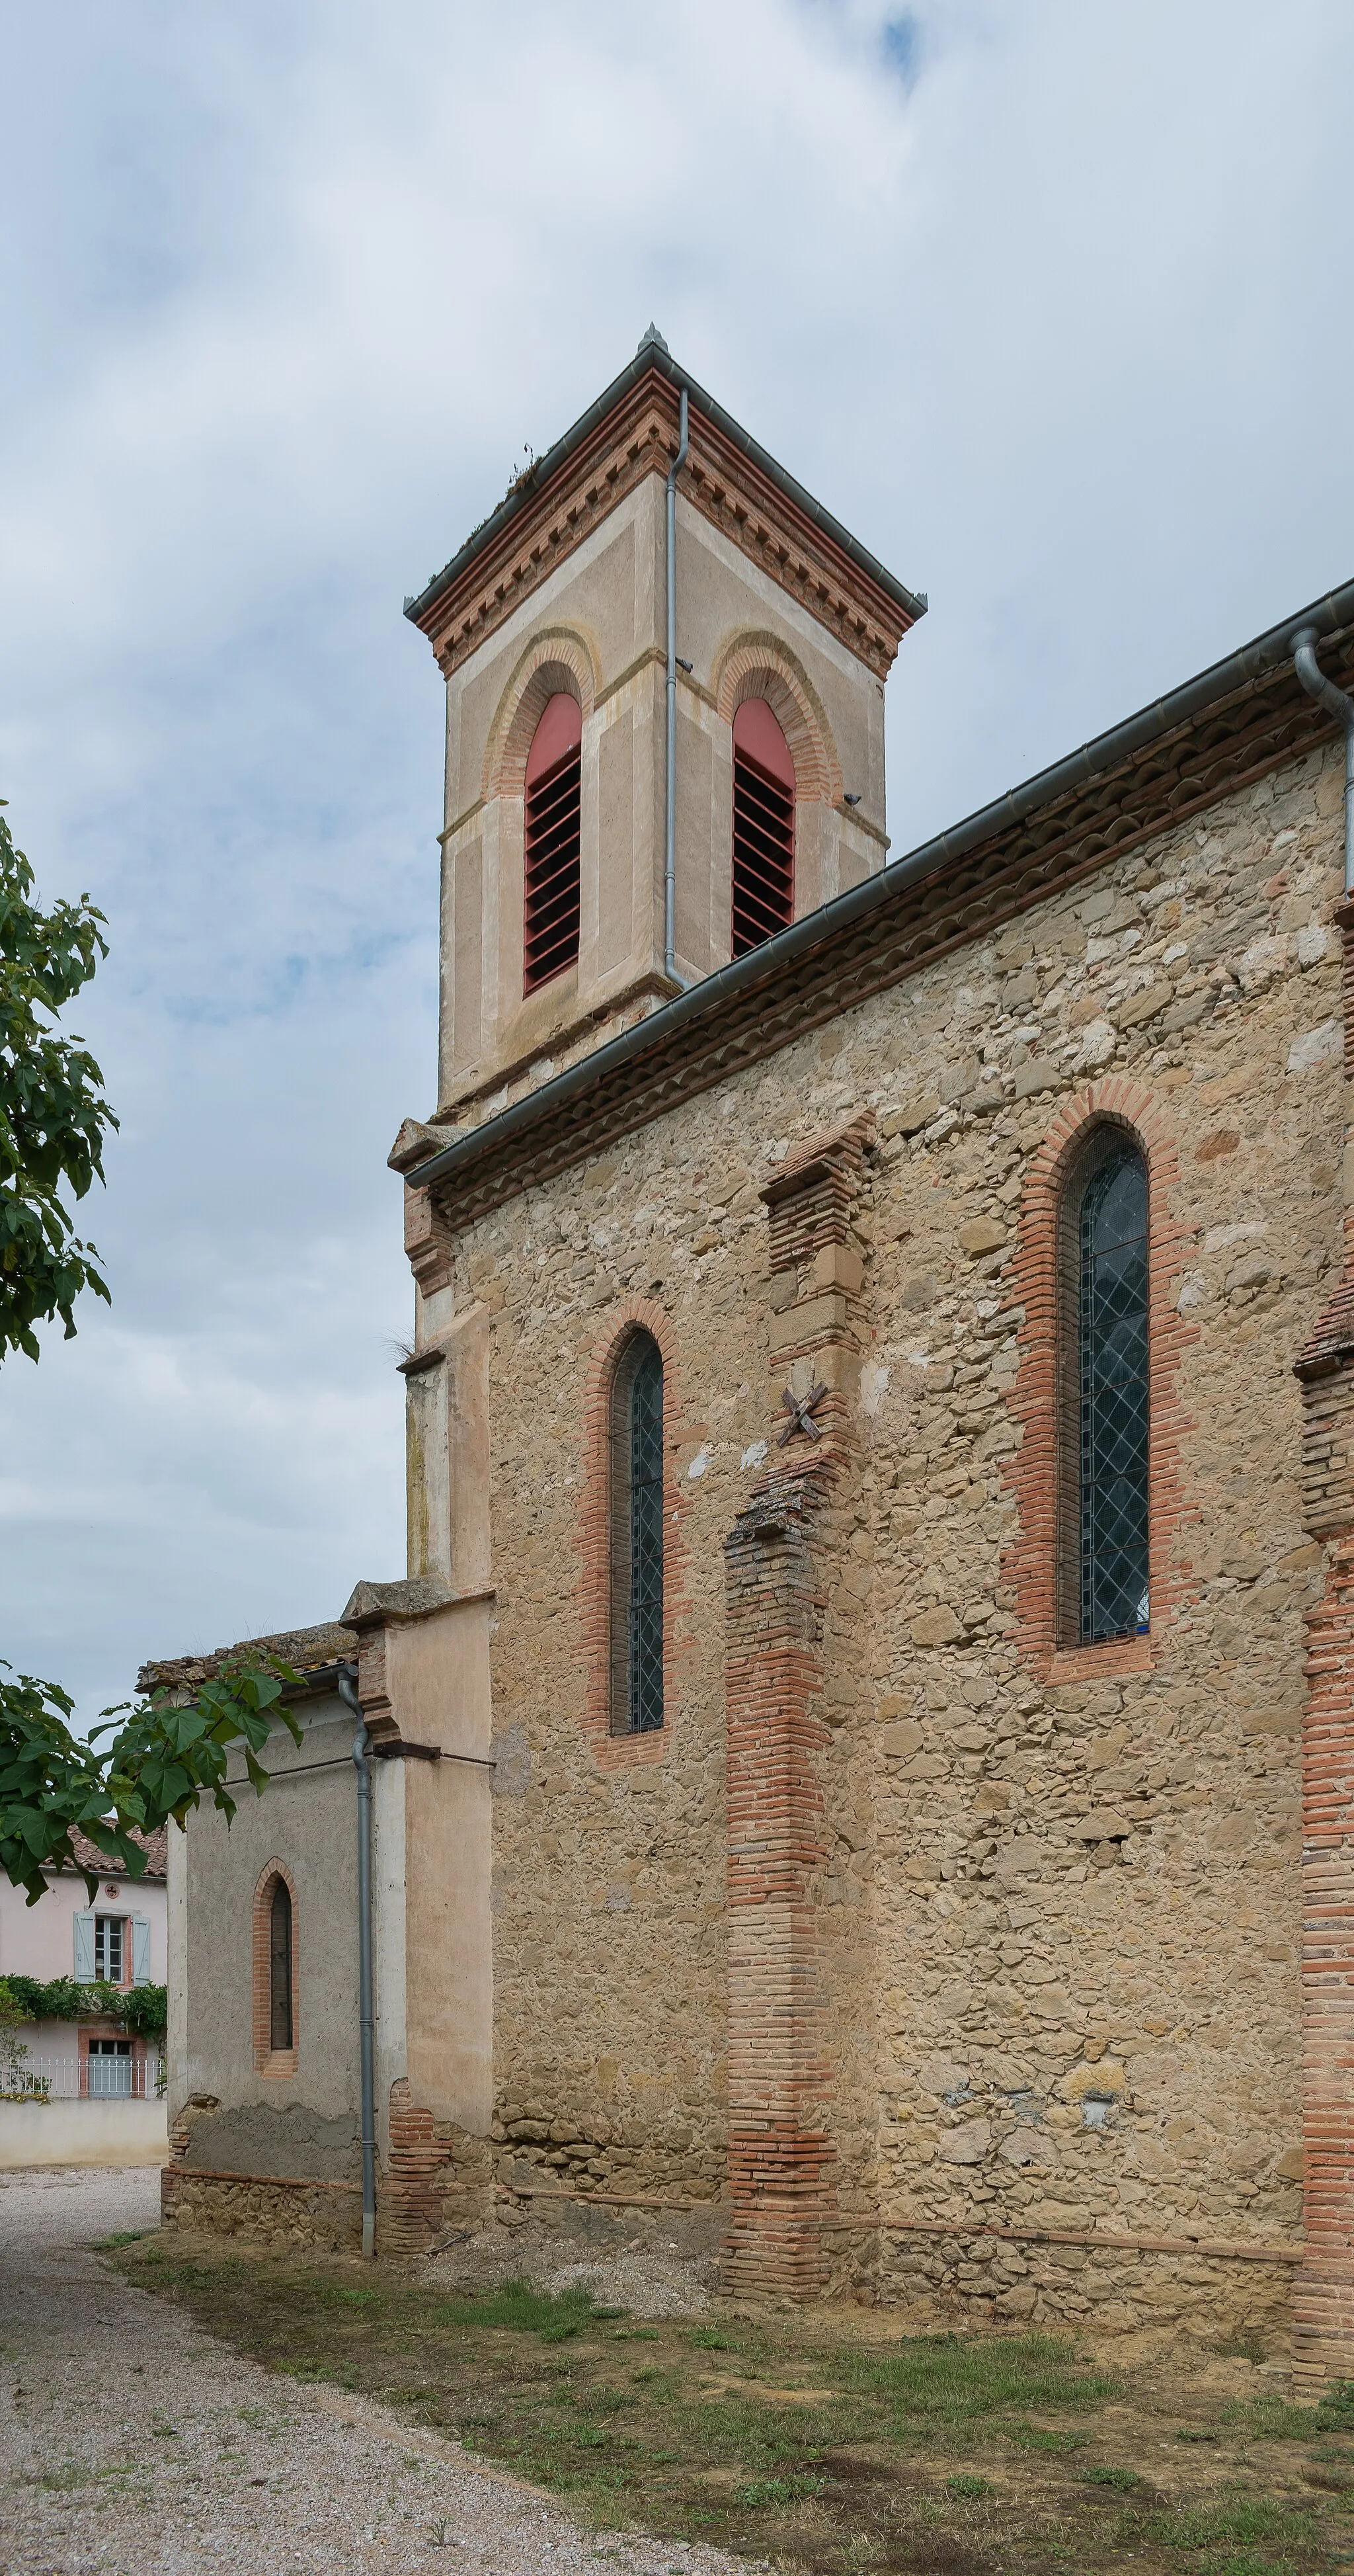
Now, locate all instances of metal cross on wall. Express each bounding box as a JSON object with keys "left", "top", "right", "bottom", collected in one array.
[{"left": 777, "top": 1380, "right": 828, "bottom": 1444}]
